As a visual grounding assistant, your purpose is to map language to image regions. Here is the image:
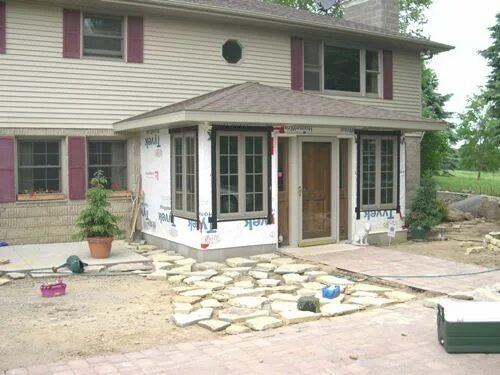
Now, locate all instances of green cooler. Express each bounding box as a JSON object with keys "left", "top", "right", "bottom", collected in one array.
[{"left": 437, "top": 301, "right": 500, "bottom": 353}]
